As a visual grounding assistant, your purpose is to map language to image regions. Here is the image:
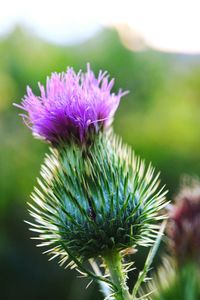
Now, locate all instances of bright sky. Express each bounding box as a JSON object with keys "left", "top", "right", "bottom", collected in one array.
[{"left": 0, "top": 0, "right": 200, "bottom": 53}]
